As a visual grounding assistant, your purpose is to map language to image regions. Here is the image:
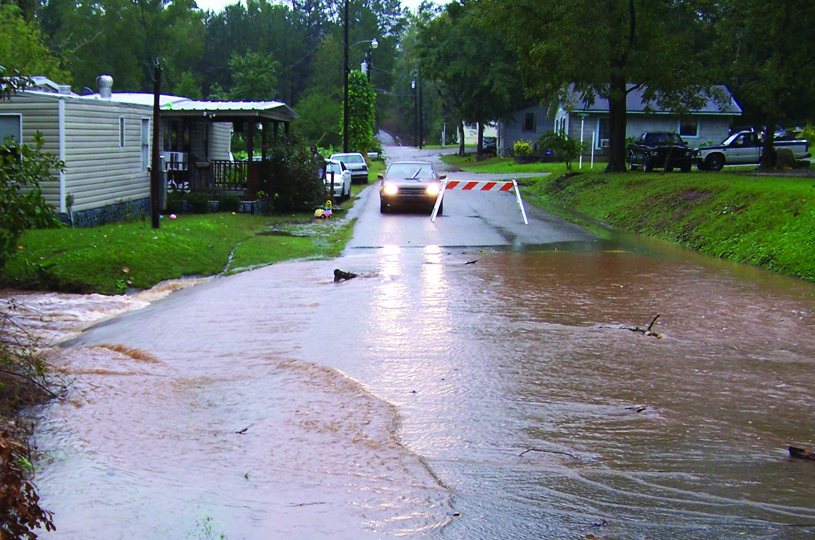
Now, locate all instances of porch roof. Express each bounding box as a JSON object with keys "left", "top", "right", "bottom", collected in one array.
[
  {"left": 161, "top": 100, "right": 299, "bottom": 123},
  {"left": 561, "top": 85, "right": 742, "bottom": 116}
]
